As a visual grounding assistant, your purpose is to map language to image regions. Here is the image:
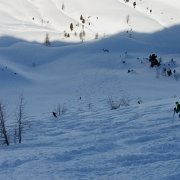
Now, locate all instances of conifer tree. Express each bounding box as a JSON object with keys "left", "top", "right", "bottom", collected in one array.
[
  {"left": 44, "top": 33, "right": 51, "bottom": 46},
  {"left": 70, "top": 23, "right": 73, "bottom": 31}
]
